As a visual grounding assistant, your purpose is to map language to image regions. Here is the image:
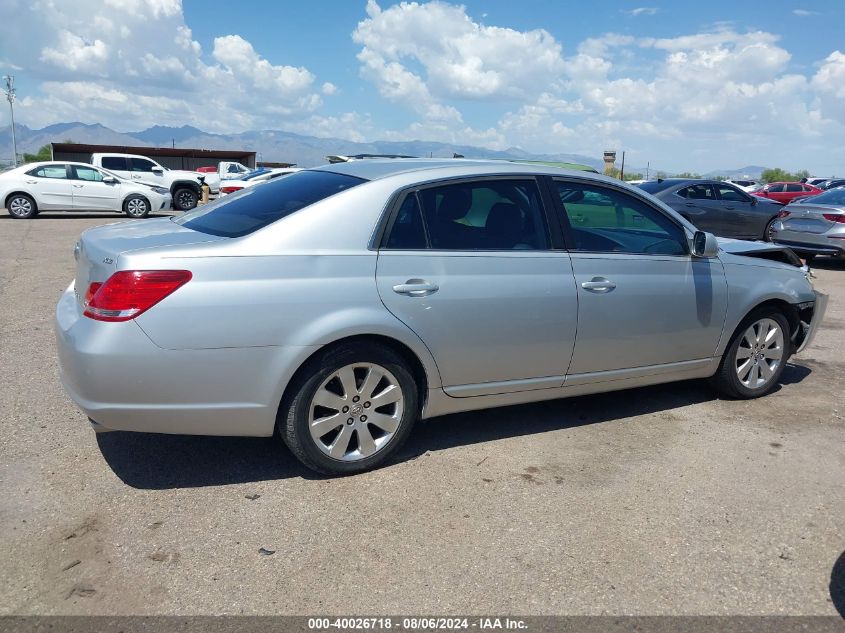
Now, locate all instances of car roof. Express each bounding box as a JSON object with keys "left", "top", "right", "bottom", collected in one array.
[{"left": 309, "top": 158, "right": 614, "bottom": 183}]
